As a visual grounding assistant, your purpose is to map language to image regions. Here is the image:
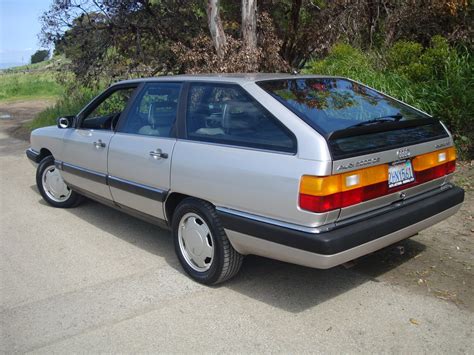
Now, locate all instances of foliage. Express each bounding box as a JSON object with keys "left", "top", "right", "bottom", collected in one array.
[
  {"left": 30, "top": 50, "right": 50, "bottom": 64},
  {"left": 0, "top": 71, "right": 62, "bottom": 101},
  {"left": 29, "top": 81, "right": 100, "bottom": 130},
  {"left": 43, "top": 0, "right": 207, "bottom": 83},
  {"left": 39, "top": 0, "right": 472, "bottom": 79},
  {"left": 304, "top": 39, "right": 474, "bottom": 158},
  {"left": 172, "top": 12, "right": 289, "bottom": 73}
]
